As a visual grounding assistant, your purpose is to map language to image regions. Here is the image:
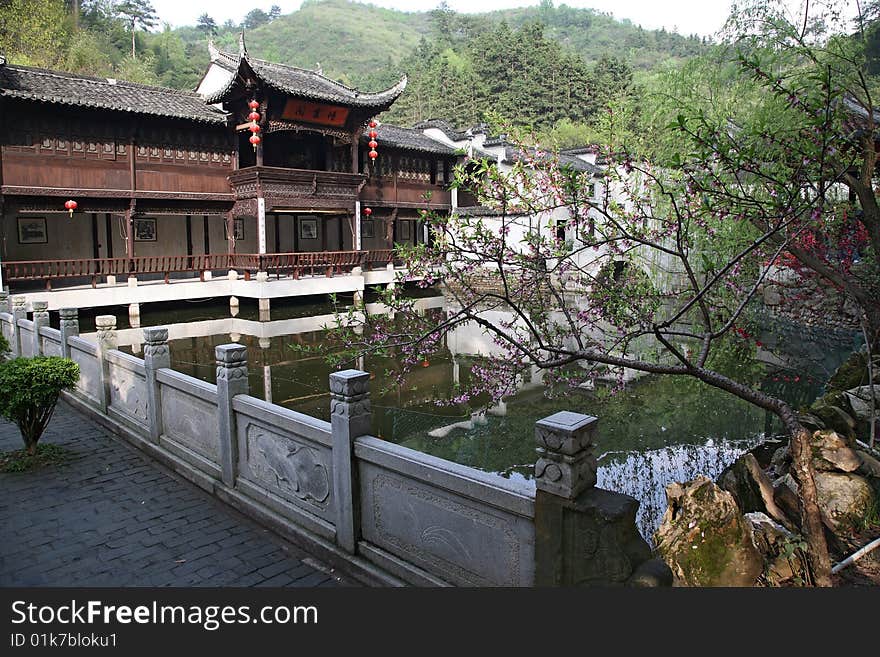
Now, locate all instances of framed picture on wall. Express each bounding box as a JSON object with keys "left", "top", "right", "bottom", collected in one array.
[
  {"left": 300, "top": 217, "right": 318, "bottom": 240},
  {"left": 399, "top": 220, "right": 411, "bottom": 240},
  {"left": 134, "top": 217, "right": 157, "bottom": 242},
  {"left": 17, "top": 216, "right": 47, "bottom": 244},
  {"left": 233, "top": 217, "right": 244, "bottom": 240},
  {"left": 361, "top": 220, "right": 374, "bottom": 238}
]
